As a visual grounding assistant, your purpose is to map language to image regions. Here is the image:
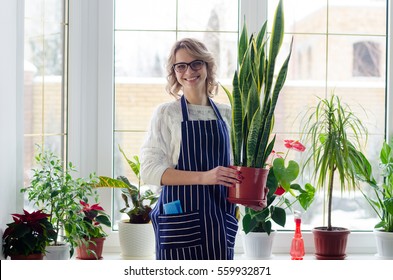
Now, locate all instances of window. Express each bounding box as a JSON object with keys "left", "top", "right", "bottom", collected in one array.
[
  {"left": 23, "top": 0, "right": 69, "bottom": 186},
  {"left": 112, "top": 0, "right": 387, "bottom": 233},
  {"left": 353, "top": 41, "right": 381, "bottom": 77},
  {"left": 268, "top": 0, "right": 386, "bottom": 231}
]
